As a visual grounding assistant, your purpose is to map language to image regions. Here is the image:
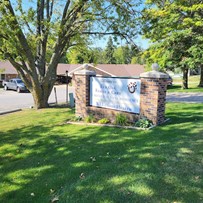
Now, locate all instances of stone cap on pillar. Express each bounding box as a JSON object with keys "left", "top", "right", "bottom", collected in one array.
[
  {"left": 74, "top": 64, "right": 96, "bottom": 76},
  {"left": 140, "top": 63, "right": 169, "bottom": 79}
]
